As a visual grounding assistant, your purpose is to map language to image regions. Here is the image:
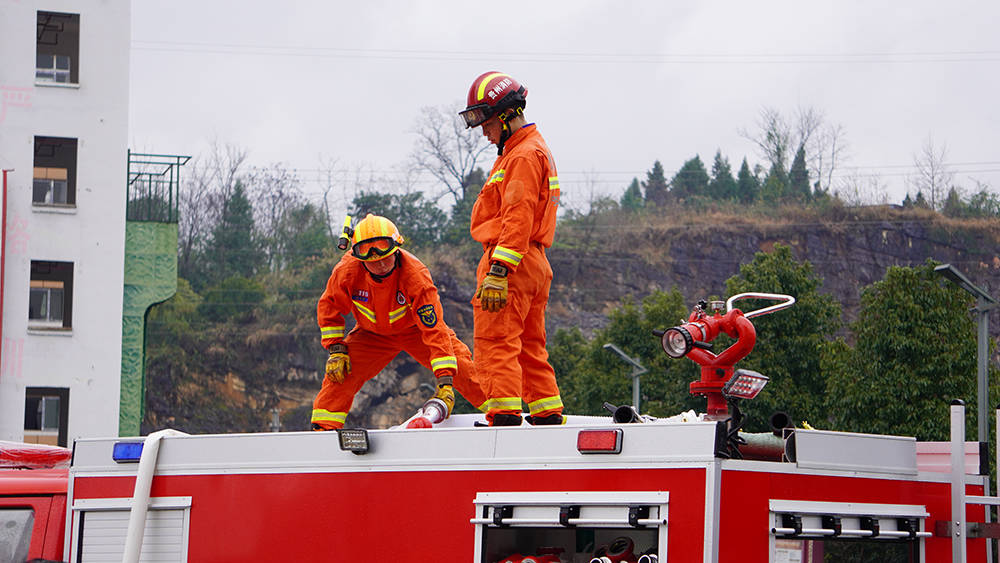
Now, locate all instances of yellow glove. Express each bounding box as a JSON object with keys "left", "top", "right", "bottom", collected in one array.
[
  {"left": 325, "top": 343, "right": 350, "bottom": 384},
  {"left": 426, "top": 383, "right": 455, "bottom": 418},
  {"left": 475, "top": 263, "right": 509, "bottom": 312}
]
